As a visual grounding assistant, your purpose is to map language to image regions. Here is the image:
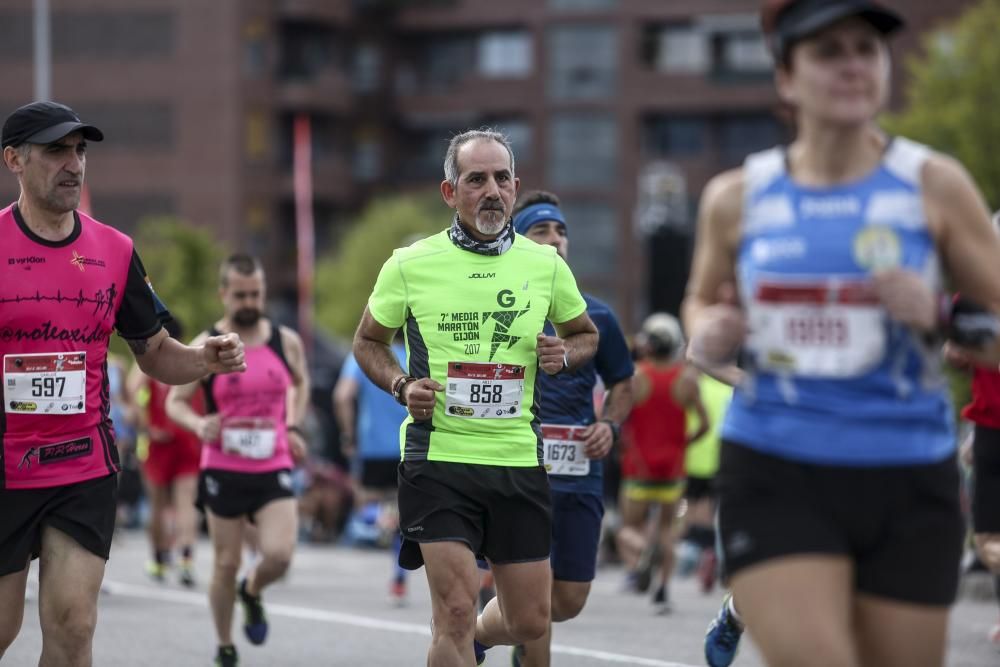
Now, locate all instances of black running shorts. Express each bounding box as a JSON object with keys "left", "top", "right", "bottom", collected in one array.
[
  {"left": 684, "top": 475, "right": 716, "bottom": 502},
  {"left": 716, "top": 441, "right": 963, "bottom": 606},
  {"left": 358, "top": 458, "right": 399, "bottom": 492},
  {"left": 972, "top": 424, "right": 1000, "bottom": 533},
  {"left": 0, "top": 473, "right": 118, "bottom": 576},
  {"left": 397, "top": 460, "right": 551, "bottom": 570},
  {"left": 197, "top": 468, "right": 295, "bottom": 520}
]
